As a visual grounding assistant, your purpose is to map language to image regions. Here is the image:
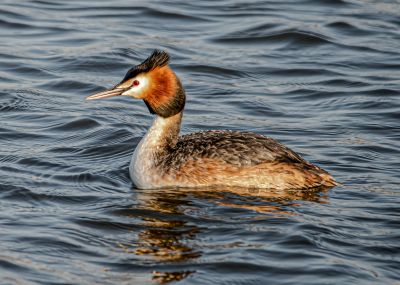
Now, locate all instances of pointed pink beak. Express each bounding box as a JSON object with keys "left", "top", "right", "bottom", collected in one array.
[{"left": 86, "top": 87, "right": 127, "bottom": 100}]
